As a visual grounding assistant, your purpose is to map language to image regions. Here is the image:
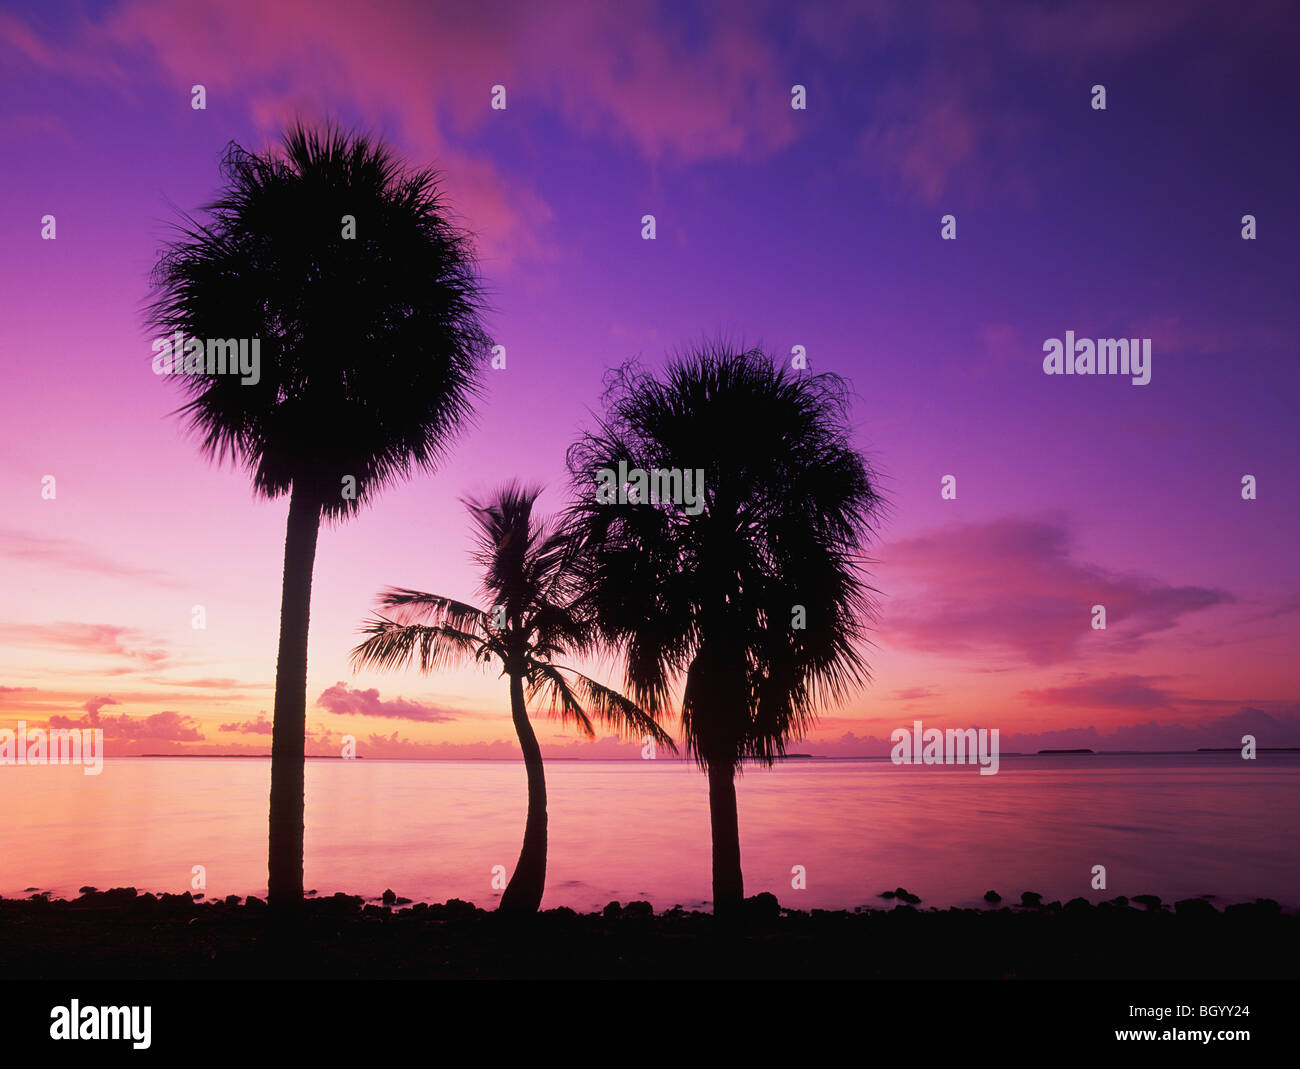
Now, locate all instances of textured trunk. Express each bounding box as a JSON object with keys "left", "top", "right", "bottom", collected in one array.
[
  {"left": 500, "top": 670, "right": 547, "bottom": 914},
  {"left": 267, "top": 484, "right": 322, "bottom": 910},
  {"left": 708, "top": 760, "right": 744, "bottom": 920}
]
